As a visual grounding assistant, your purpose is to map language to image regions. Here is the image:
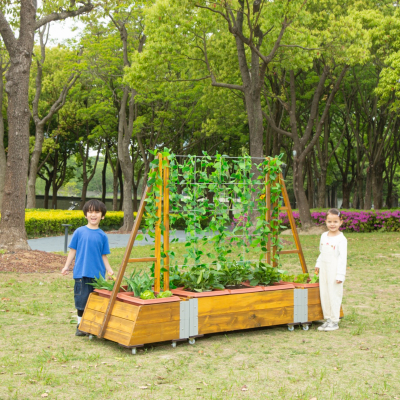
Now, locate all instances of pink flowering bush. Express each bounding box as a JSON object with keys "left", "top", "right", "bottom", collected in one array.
[{"left": 279, "top": 210, "right": 400, "bottom": 233}]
